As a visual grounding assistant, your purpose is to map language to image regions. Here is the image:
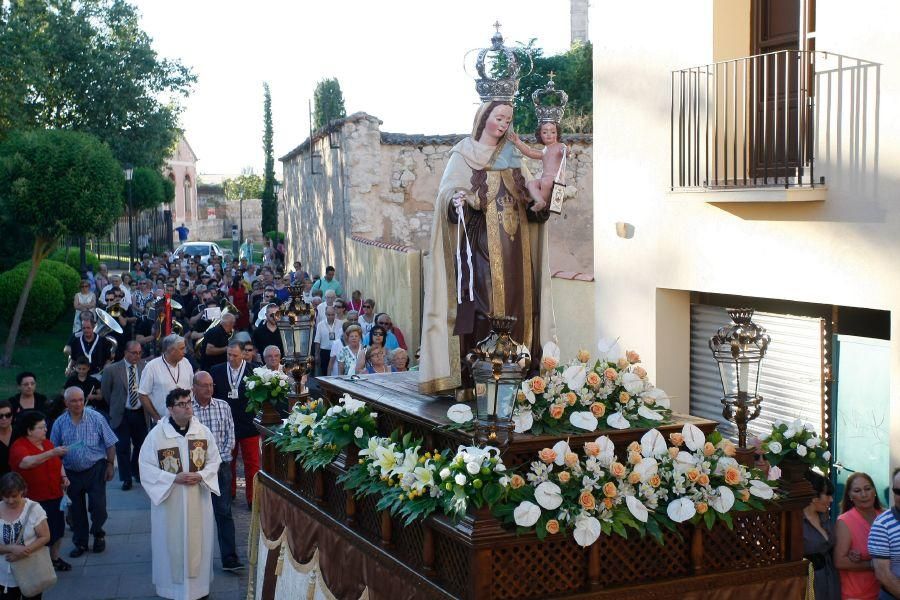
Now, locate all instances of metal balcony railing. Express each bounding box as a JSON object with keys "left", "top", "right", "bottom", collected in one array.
[{"left": 670, "top": 50, "right": 879, "bottom": 191}]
